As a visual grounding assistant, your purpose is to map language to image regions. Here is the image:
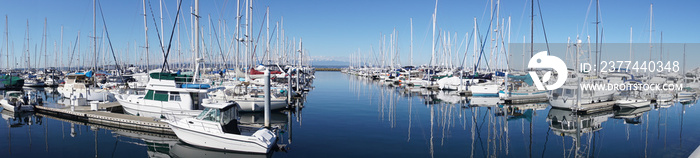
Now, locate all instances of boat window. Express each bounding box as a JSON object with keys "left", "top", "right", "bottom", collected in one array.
[
  {"left": 8, "top": 92, "right": 20, "bottom": 97},
  {"left": 196, "top": 108, "right": 221, "bottom": 123},
  {"left": 220, "top": 105, "right": 238, "bottom": 124},
  {"left": 169, "top": 92, "right": 181, "bottom": 101},
  {"left": 154, "top": 91, "right": 169, "bottom": 101},
  {"left": 145, "top": 90, "right": 154, "bottom": 100}
]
